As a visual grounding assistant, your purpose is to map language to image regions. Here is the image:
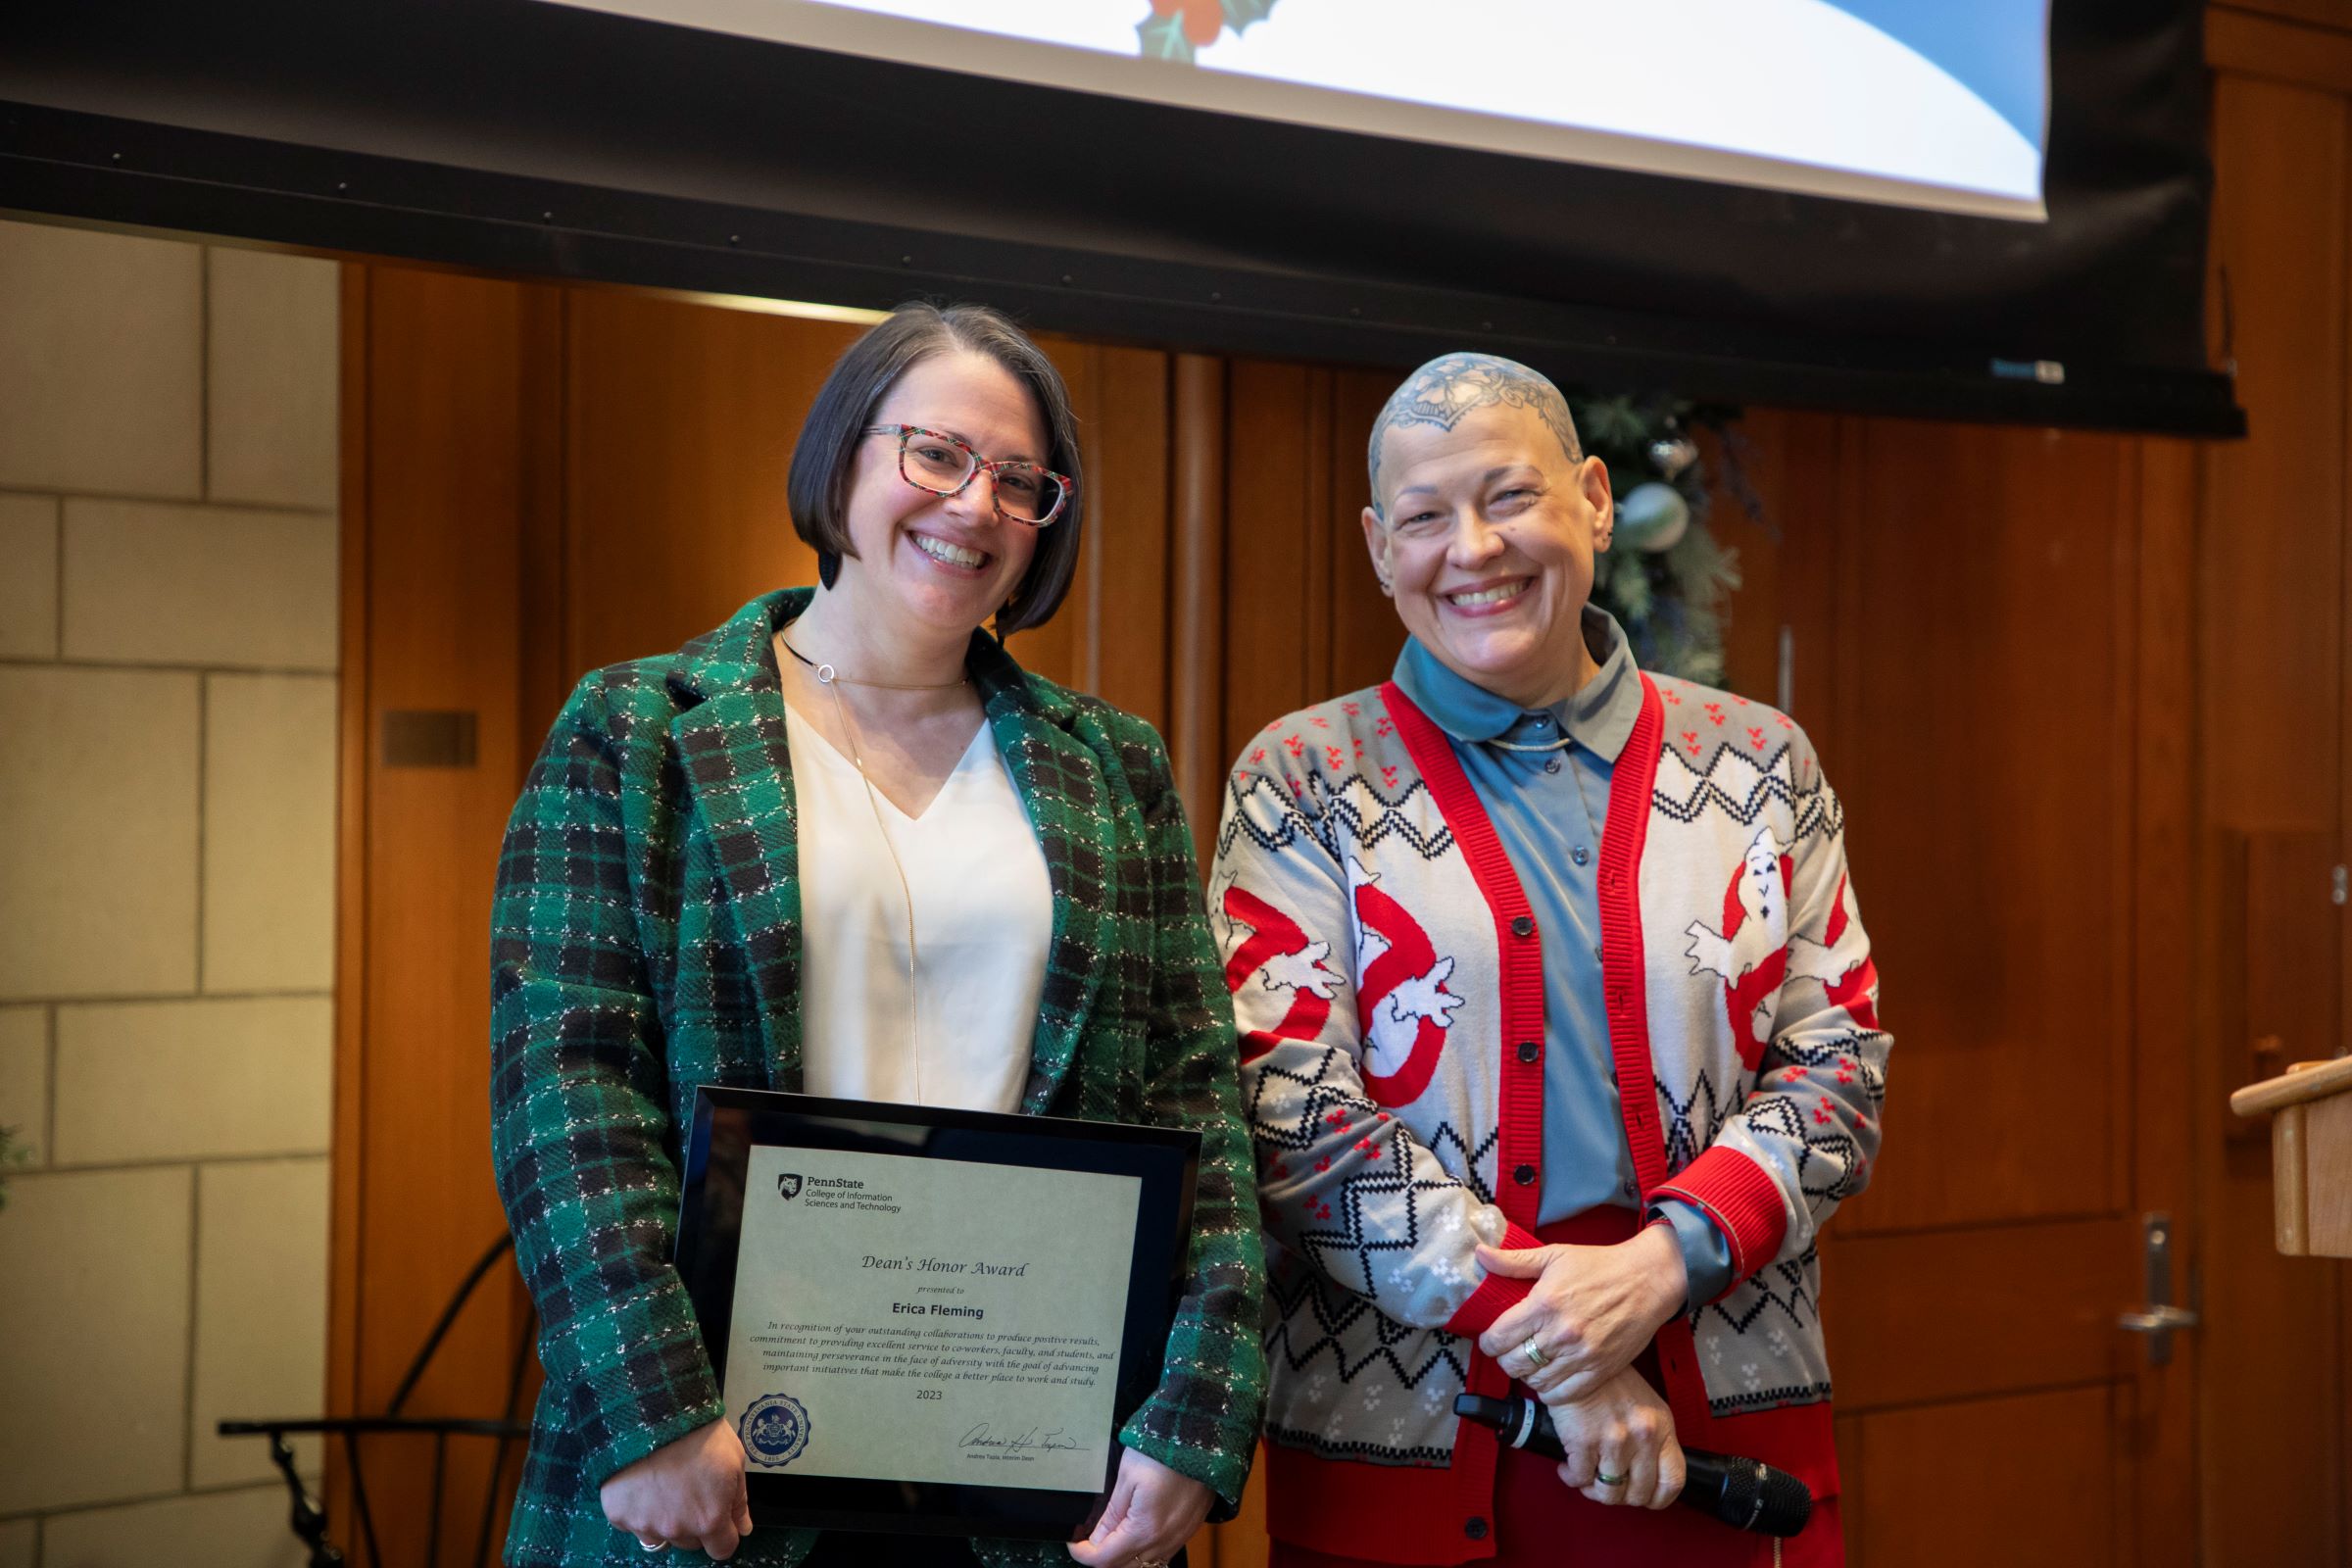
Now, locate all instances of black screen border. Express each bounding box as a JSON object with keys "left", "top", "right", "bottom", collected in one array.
[{"left": 0, "top": 0, "right": 2243, "bottom": 435}]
